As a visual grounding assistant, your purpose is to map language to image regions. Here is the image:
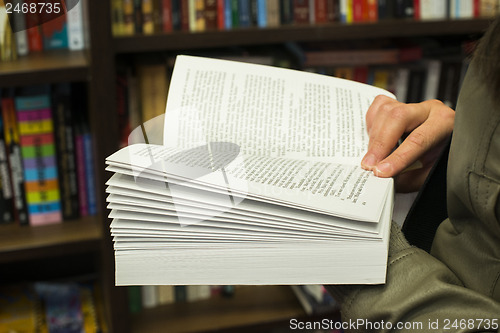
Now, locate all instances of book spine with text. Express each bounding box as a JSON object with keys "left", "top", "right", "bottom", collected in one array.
[
  {"left": 52, "top": 83, "right": 79, "bottom": 220},
  {"left": 1, "top": 94, "right": 29, "bottom": 226},
  {"left": 15, "top": 92, "right": 62, "bottom": 226},
  {"left": 0, "top": 116, "right": 15, "bottom": 224},
  {"left": 67, "top": 0, "right": 85, "bottom": 50}
]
